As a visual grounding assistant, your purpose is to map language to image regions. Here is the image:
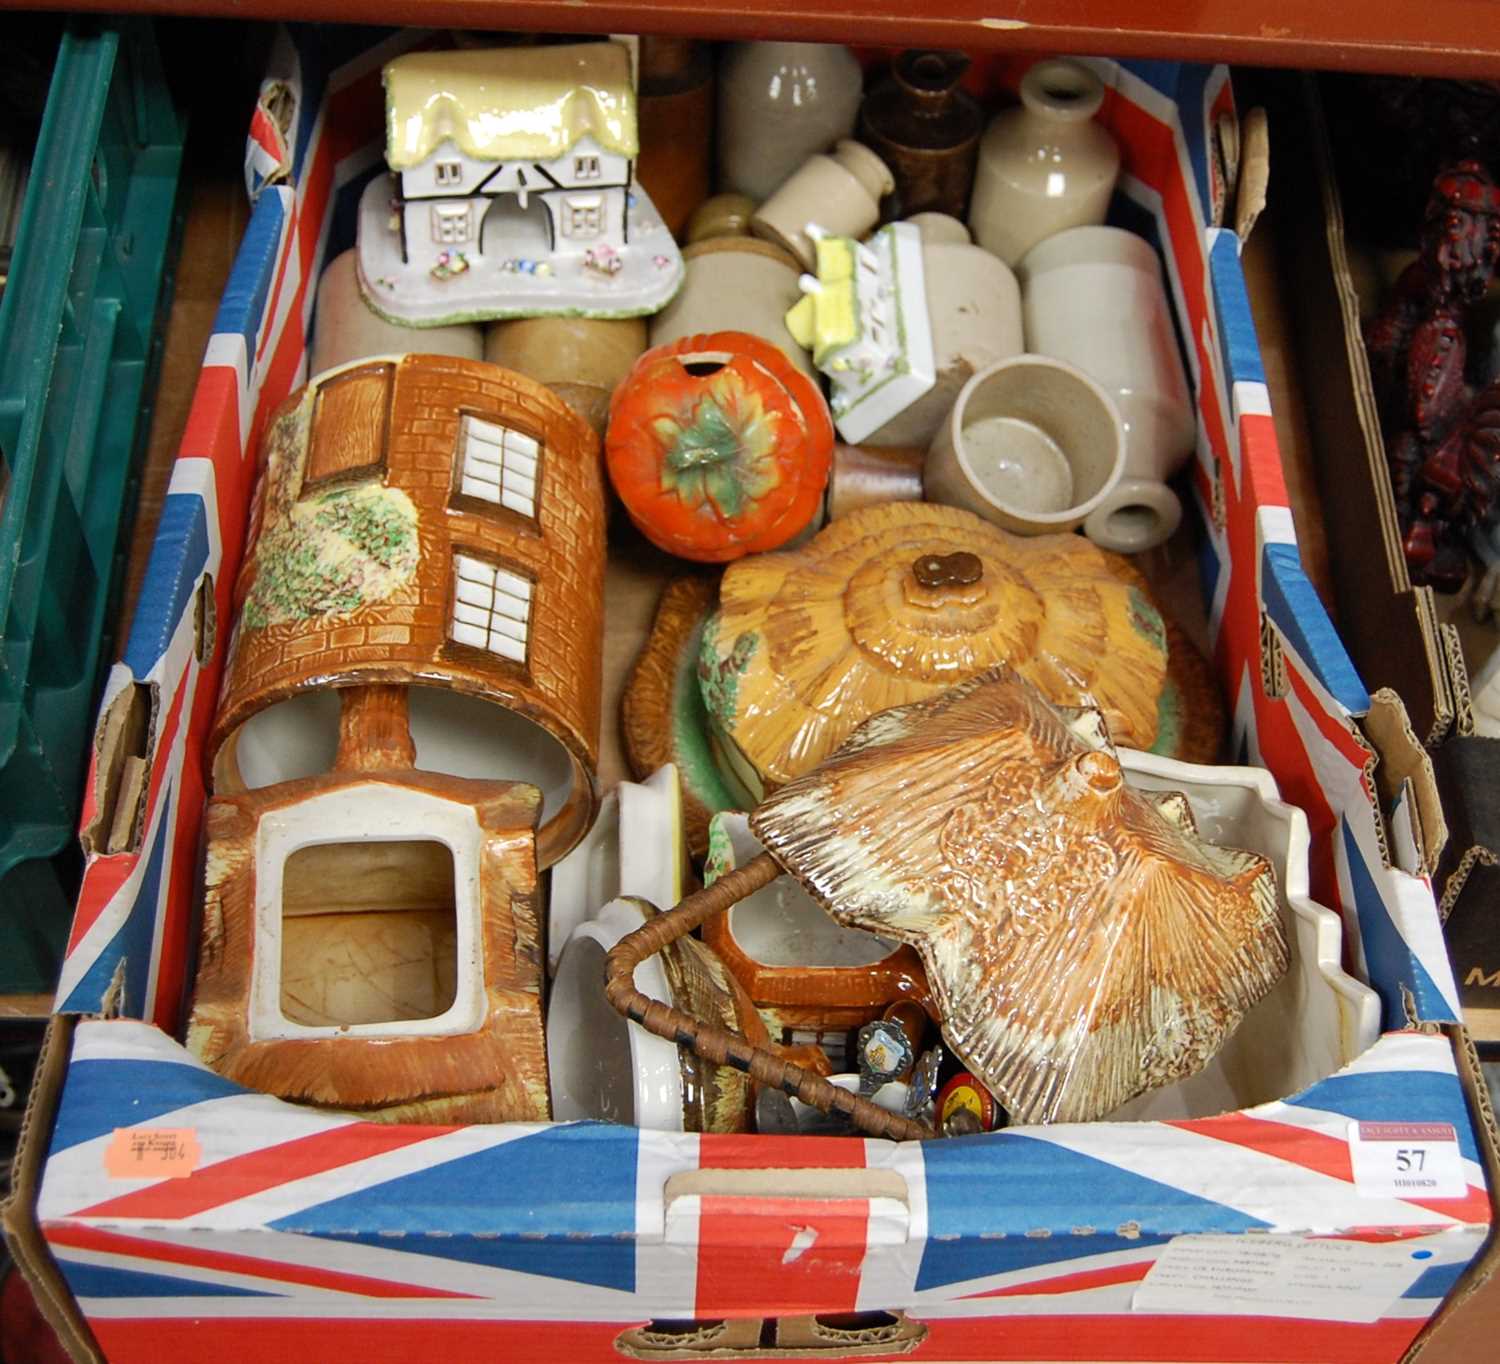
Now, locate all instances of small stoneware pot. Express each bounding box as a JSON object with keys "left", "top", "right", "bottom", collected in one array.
[
  {"left": 905, "top": 212, "right": 972, "bottom": 245},
  {"left": 863, "top": 232, "right": 1023, "bottom": 447},
  {"left": 858, "top": 50, "right": 982, "bottom": 219},
  {"left": 968, "top": 58, "right": 1121, "bottom": 266},
  {"left": 717, "top": 41, "right": 863, "bottom": 201},
  {"left": 925, "top": 355, "right": 1126, "bottom": 535},
  {"left": 686, "top": 193, "right": 757, "bottom": 244},
  {"left": 750, "top": 141, "right": 895, "bottom": 271},
  {"left": 310, "top": 249, "right": 483, "bottom": 378},
  {"left": 483, "top": 314, "right": 647, "bottom": 436},
  {"left": 649, "top": 237, "right": 815, "bottom": 380},
  {"left": 1018, "top": 226, "right": 1197, "bottom": 553}
]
